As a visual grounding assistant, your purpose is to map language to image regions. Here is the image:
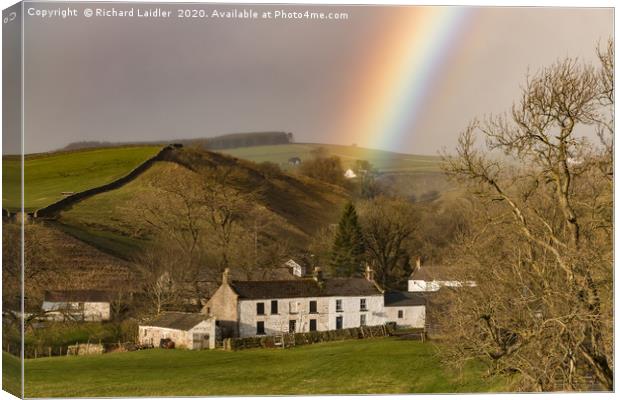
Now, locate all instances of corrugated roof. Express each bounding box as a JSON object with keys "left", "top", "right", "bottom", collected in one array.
[
  {"left": 44, "top": 290, "right": 116, "bottom": 303},
  {"left": 143, "top": 312, "right": 208, "bottom": 331},
  {"left": 384, "top": 291, "right": 426, "bottom": 307},
  {"left": 230, "top": 277, "right": 382, "bottom": 300}
]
